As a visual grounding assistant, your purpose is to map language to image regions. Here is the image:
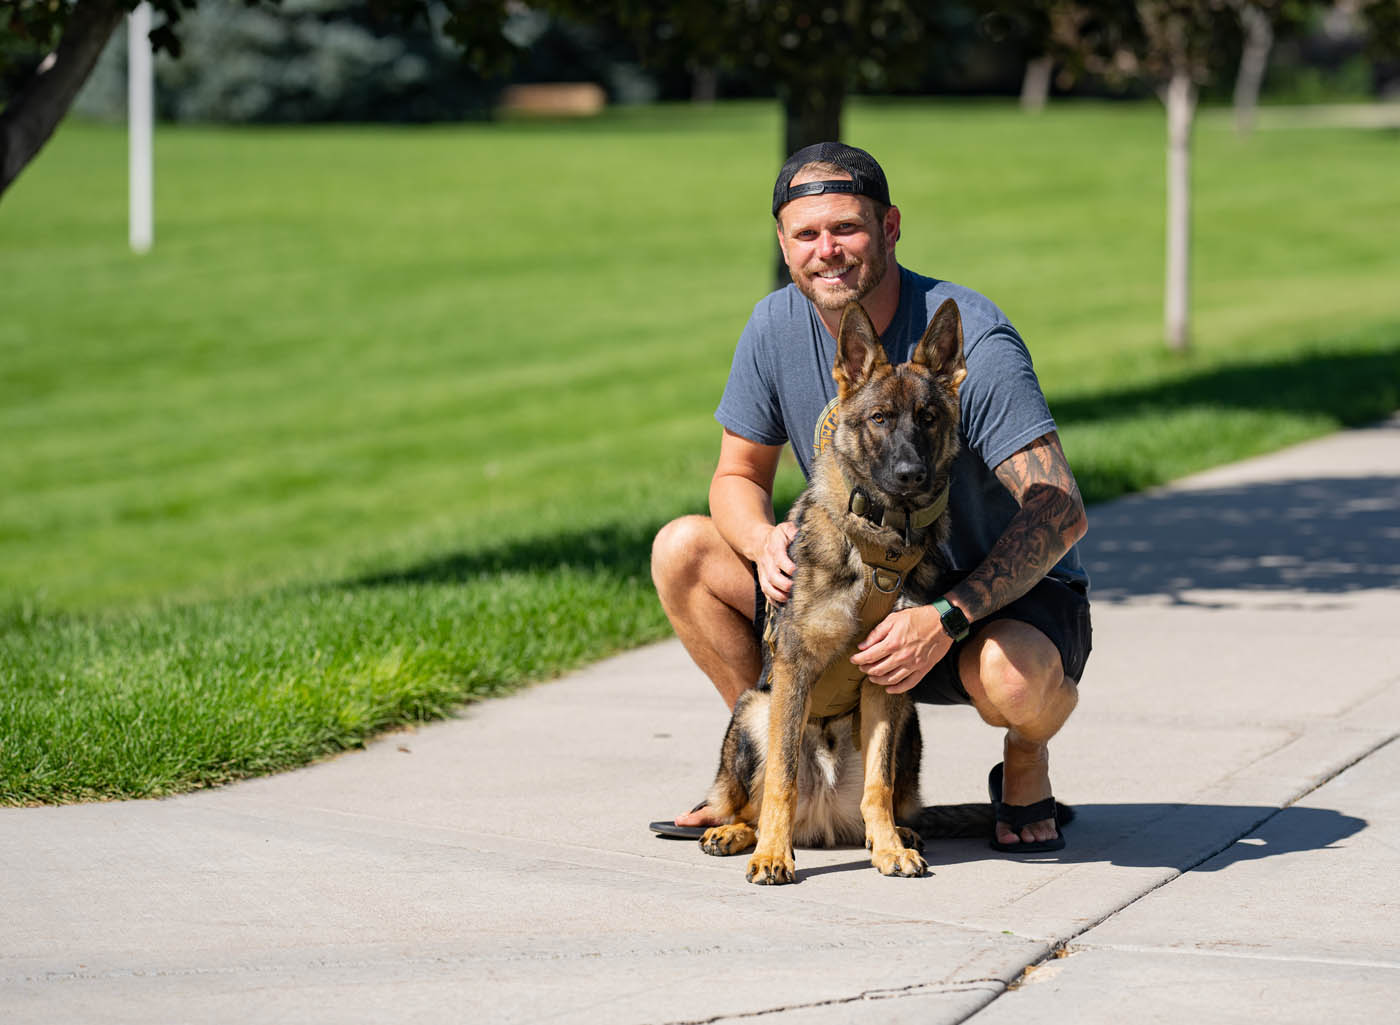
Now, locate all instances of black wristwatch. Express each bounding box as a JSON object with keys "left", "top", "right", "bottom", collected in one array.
[{"left": 931, "top": 597, "right": 970, "bottom": 642}]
